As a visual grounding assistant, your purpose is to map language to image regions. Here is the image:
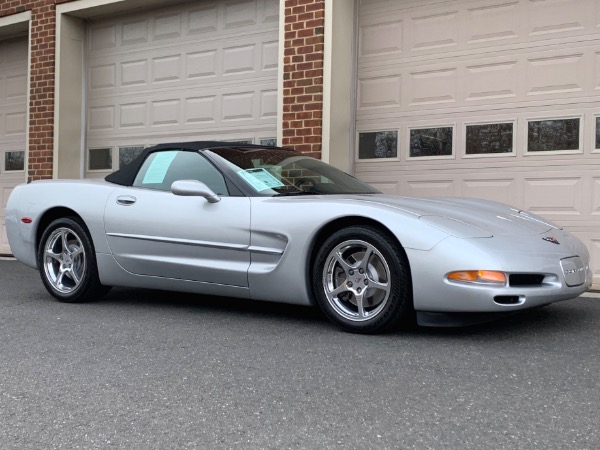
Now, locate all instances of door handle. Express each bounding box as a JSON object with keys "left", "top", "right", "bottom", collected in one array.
[{"left": 116, "top": 195, "right": 137, "bottom": 206}]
